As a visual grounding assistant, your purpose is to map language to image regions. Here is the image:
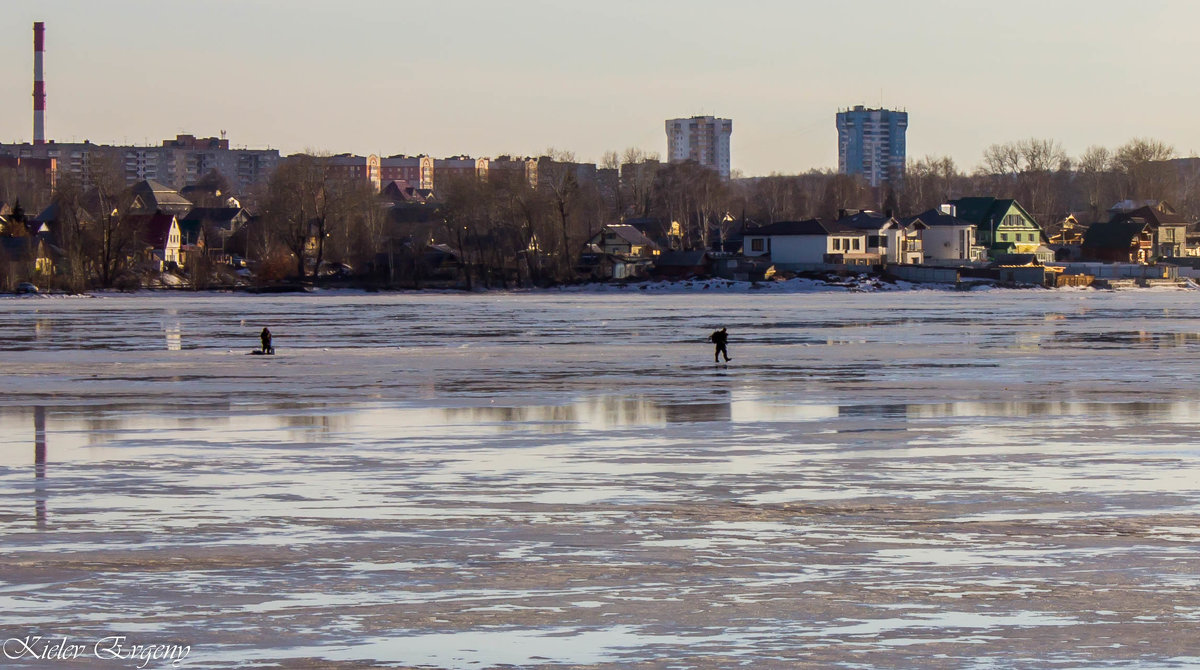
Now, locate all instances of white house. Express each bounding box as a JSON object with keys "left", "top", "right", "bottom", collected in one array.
[
  {"left": 838, "top": 210, "right": 926, "bottom": 264},
  {"left": 908, "top": 205, "right": 985, "bottom": 263},
  {"left": 742, "top": 219, "right": 873, "bottom": 267},
  {"left": 136, "top": 212, "right": 182, "bottom": 269}
]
